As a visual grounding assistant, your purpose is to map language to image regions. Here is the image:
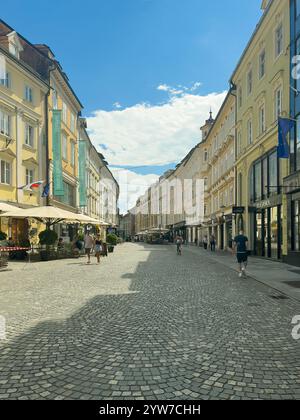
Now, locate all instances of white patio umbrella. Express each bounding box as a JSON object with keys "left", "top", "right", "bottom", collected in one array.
[
  {"left": 71, "top": 214, "right": 109, "bottom": 226},
  {"left": 0, "top": 206, "right": 82, "bottom": 226},
  {"left": 0, "top": 202, "right": 20, "bottom": 213}
]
